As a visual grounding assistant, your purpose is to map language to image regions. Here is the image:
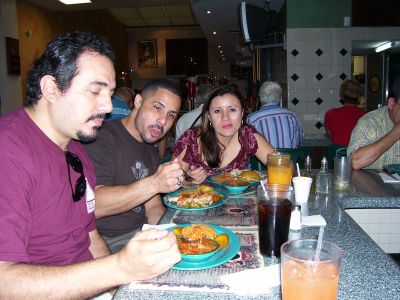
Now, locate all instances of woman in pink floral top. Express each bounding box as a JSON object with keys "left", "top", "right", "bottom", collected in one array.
[{"left": 172, "top": 86, "right": 274, "bottom": 183}]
